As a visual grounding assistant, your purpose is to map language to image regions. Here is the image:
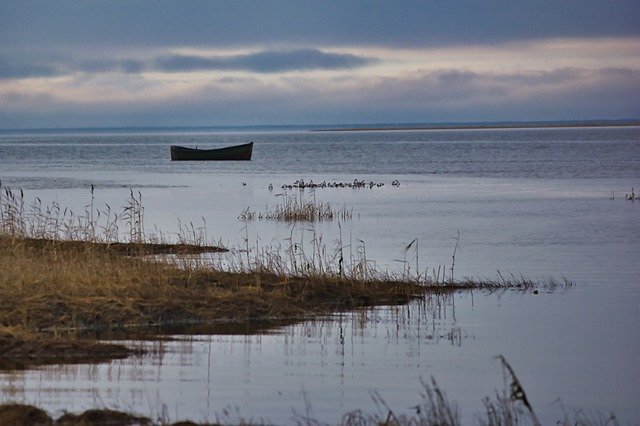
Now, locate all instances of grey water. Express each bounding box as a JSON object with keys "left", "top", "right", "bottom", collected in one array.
[{"left": 0, "top": 126, "right": 639, "bottom": 424}]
